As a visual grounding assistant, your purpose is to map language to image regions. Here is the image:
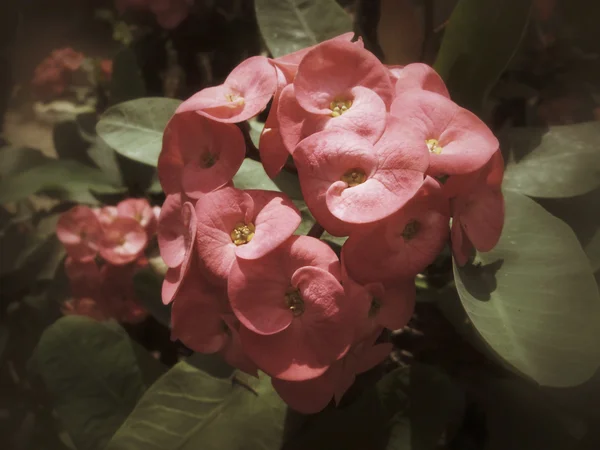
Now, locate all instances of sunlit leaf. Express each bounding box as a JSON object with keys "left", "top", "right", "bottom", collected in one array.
[
  {"left": 453, "top": 190, "right": 600, "bottom": 387},
  {"left": 30, "top": 317, "right": 149, "bottom": 450},
  {"left": 97, "top": 98, "right": 181, "bottom": 167},
  {"left": 434, "top": 0, "right": 533, "bottom": 113},
  {"left": 106, "top": 364, "right": 288, "bottom": 450},
  {"left": 255, "top": 0, "right": 353, "bottom": 58},
  {"left": 502, "top": 122, "right": 600, "bottom": 198}
]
